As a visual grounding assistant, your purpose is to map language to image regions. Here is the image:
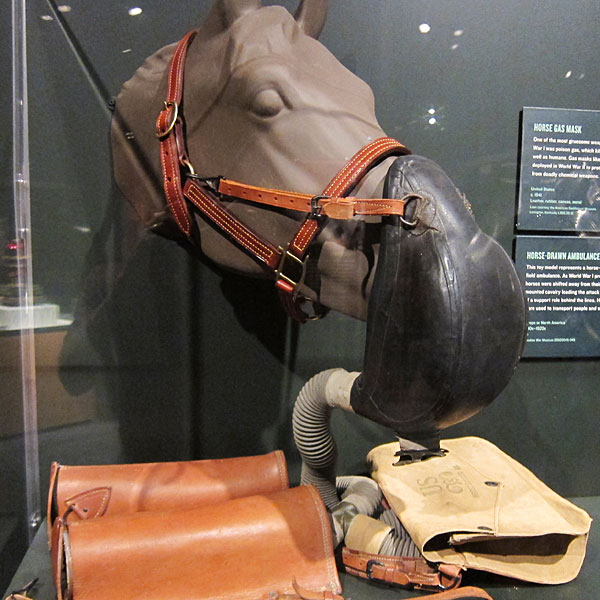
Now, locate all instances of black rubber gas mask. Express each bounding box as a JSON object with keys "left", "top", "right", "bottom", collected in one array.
[{"left": 350, "top": 155, "right": 527, "bottom": 457}]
